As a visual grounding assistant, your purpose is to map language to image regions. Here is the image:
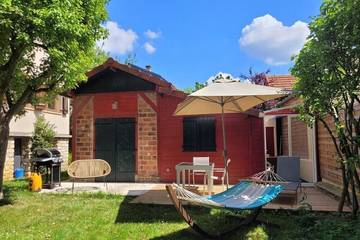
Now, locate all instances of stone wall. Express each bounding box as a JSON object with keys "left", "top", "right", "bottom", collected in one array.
[
  {"left": 136, "top": 93, "right": 159, "bottom": 182},
  {"left": 4, "top": 138, "right": 14, "bottom": 181},
  {"left": 56, "top": 138, "right": 69, "bottom": 171},
  {"left": 74, "top": 96, "right": 94, "bottom": 160}
]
